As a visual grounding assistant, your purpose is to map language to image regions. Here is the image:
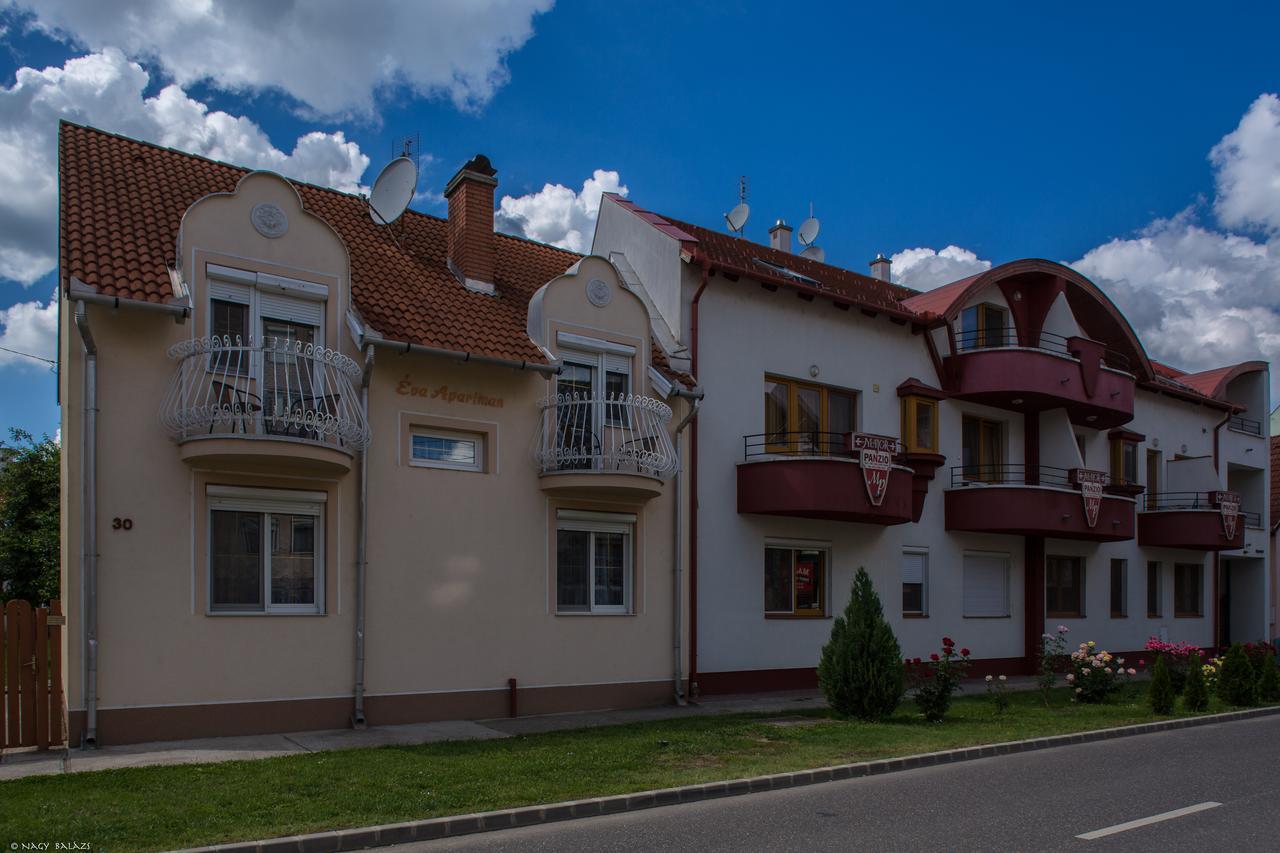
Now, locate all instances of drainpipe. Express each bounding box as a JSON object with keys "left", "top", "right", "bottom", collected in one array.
[
  {"left": 353, "top": 344, "right": 374, "bottom": 728},
  {"left": 1211, "top": 407, "right": 1233, "bottom": 648},
  {"left": 687, "top": 259, "right": 711, "bottom": 697},
  {"left": 73, "top": 301, "right": 99, "bottom": 748},
  {"left": 670, "top": 387, "right": 704, "bottom": 705}
]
